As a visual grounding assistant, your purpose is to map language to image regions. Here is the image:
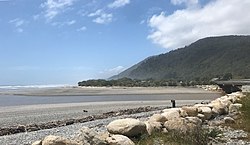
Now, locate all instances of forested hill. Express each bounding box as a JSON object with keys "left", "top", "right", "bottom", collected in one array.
[{"left": 110, "top": 36, "right": 250, "bottom": 81}]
